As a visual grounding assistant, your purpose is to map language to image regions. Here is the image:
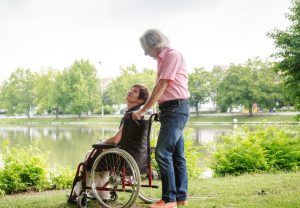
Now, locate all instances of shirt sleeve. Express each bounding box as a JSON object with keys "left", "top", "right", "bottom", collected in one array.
[{"left": 158, "top": 52, "right": 181, "bottom": 81}]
